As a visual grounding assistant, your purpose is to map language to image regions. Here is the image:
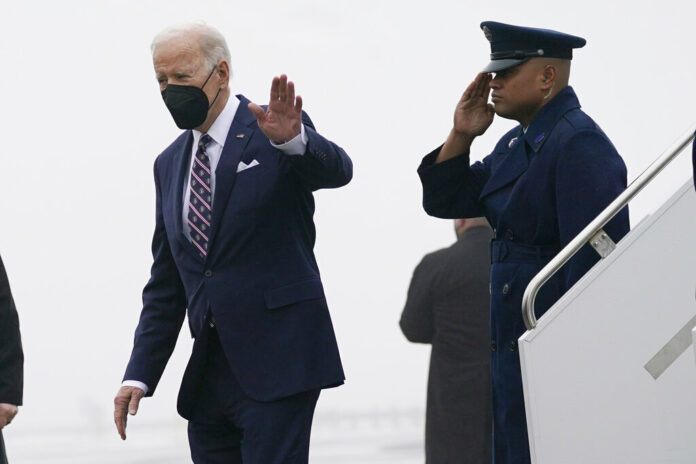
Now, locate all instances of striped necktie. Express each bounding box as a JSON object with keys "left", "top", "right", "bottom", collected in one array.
[{"left": 187, "top": 133, "right": 213, "bottom": 257}]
